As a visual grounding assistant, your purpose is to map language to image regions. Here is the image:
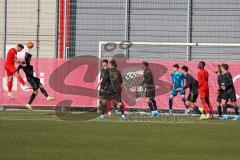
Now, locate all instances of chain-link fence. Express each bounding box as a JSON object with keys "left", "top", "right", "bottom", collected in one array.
[
  {"left": 0, "top": 0, "right": 4, "bottom": 57},
  {"left": 0, "top": 0, "right": 240, "bottom": 60},
  {"left": 0, "top": 0, "right": 57, "bottom": 58},
  {"left": 71, "top": 0, "right": 240, "bottom": 61}
]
